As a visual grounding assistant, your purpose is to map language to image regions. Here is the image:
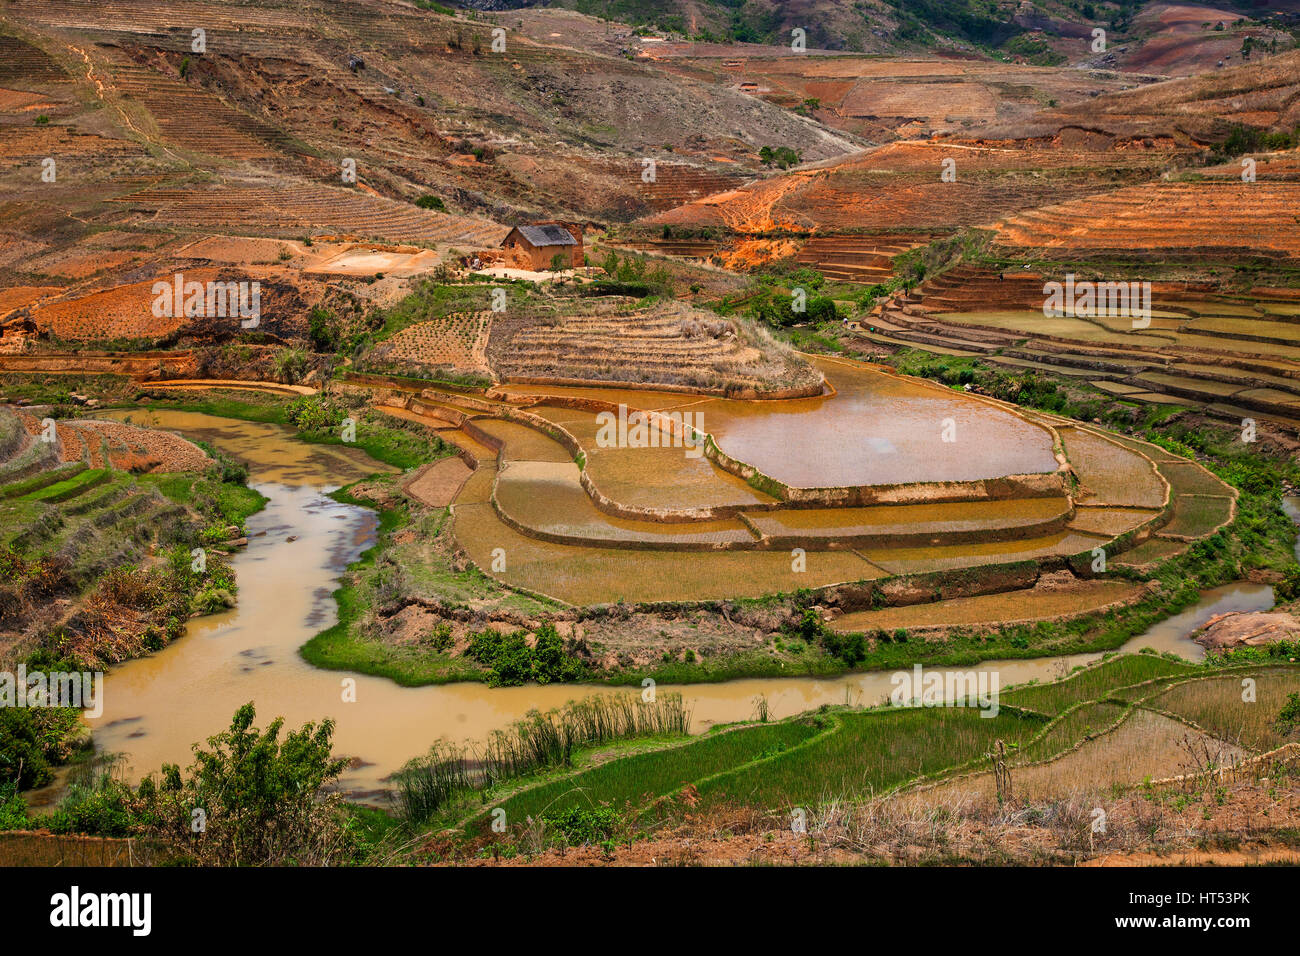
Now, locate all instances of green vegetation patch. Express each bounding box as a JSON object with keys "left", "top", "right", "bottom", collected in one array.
[
  {"left": 486, "top": 718, "right": 823, "bottom": 828},
  {"left": 698, "top": 706, "right": 1043, "bottom": 807},
  {"left": 24, "top": 468, "right": 109, "bottom": 503},
  {"left": 1002, "top": 654, "right": 1198, "bottom": 716},
  {"left": 2, "top": 462, "right": 86, "bottom": 499}
]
